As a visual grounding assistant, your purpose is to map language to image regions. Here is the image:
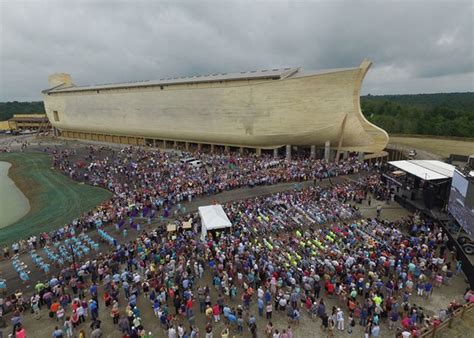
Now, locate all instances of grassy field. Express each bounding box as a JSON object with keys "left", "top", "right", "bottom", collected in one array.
[
  {"left": 389, "top": 136, "right": 474, "bottom": 158},
  {"left": 0, "top": 152, "right": 112, "bottom": 245}
]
